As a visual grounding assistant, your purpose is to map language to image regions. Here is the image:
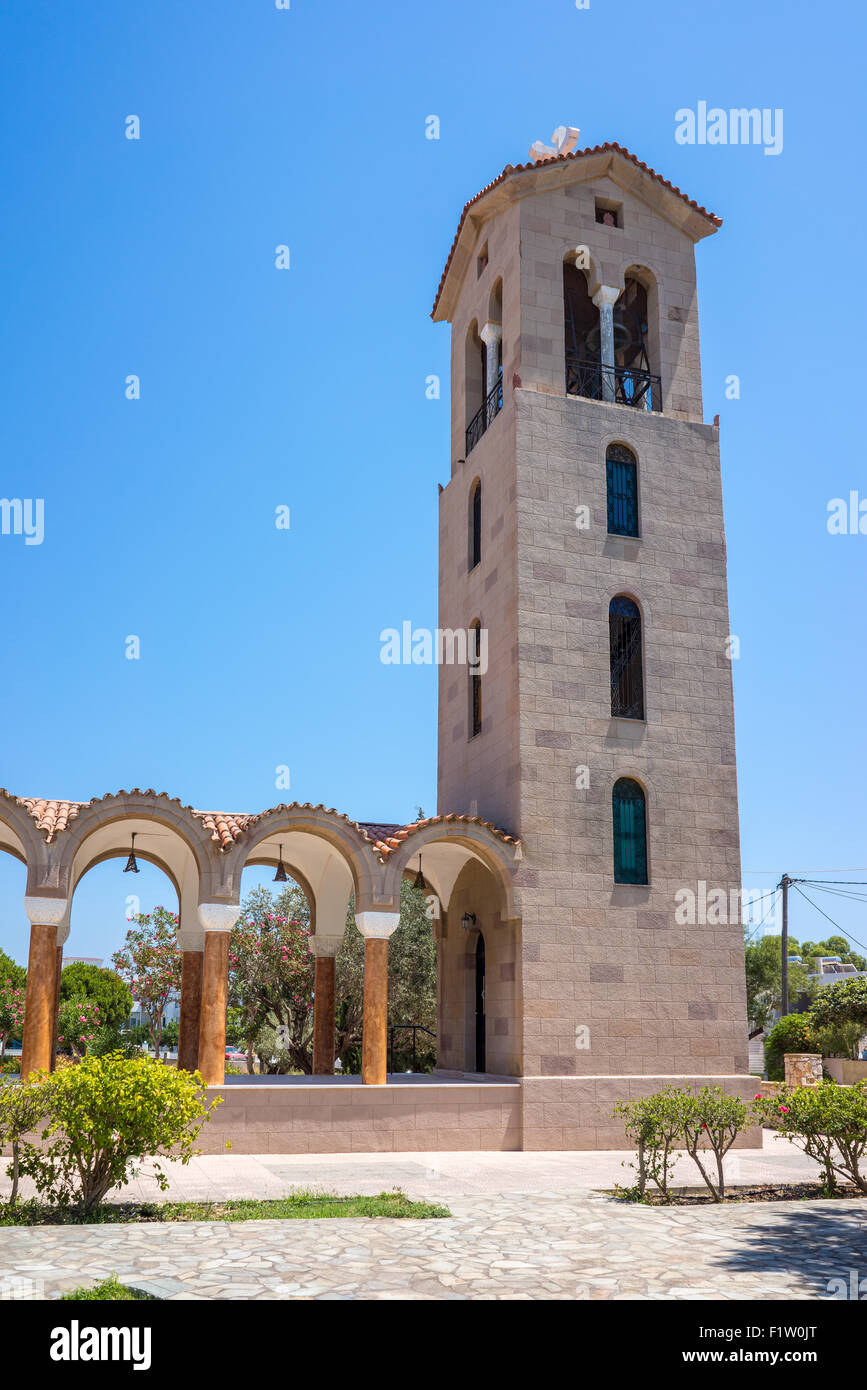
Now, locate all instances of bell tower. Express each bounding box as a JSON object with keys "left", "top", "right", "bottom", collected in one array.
[{"left": 433, "top": 131, "right": 752, "bottom": 1121}]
